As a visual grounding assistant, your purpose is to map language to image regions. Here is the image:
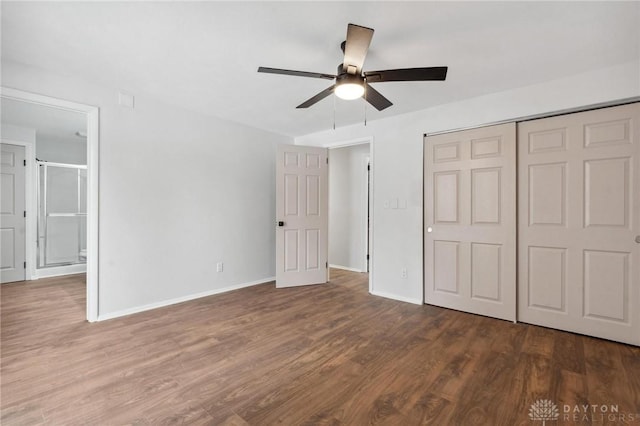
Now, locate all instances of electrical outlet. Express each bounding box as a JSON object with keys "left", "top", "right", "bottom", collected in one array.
[
  {"left": 401, "top": 268, "right": 407, "bottom": 279},
  {"left": 216, "top": 262, "right": 223, "bottom": 272}
]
